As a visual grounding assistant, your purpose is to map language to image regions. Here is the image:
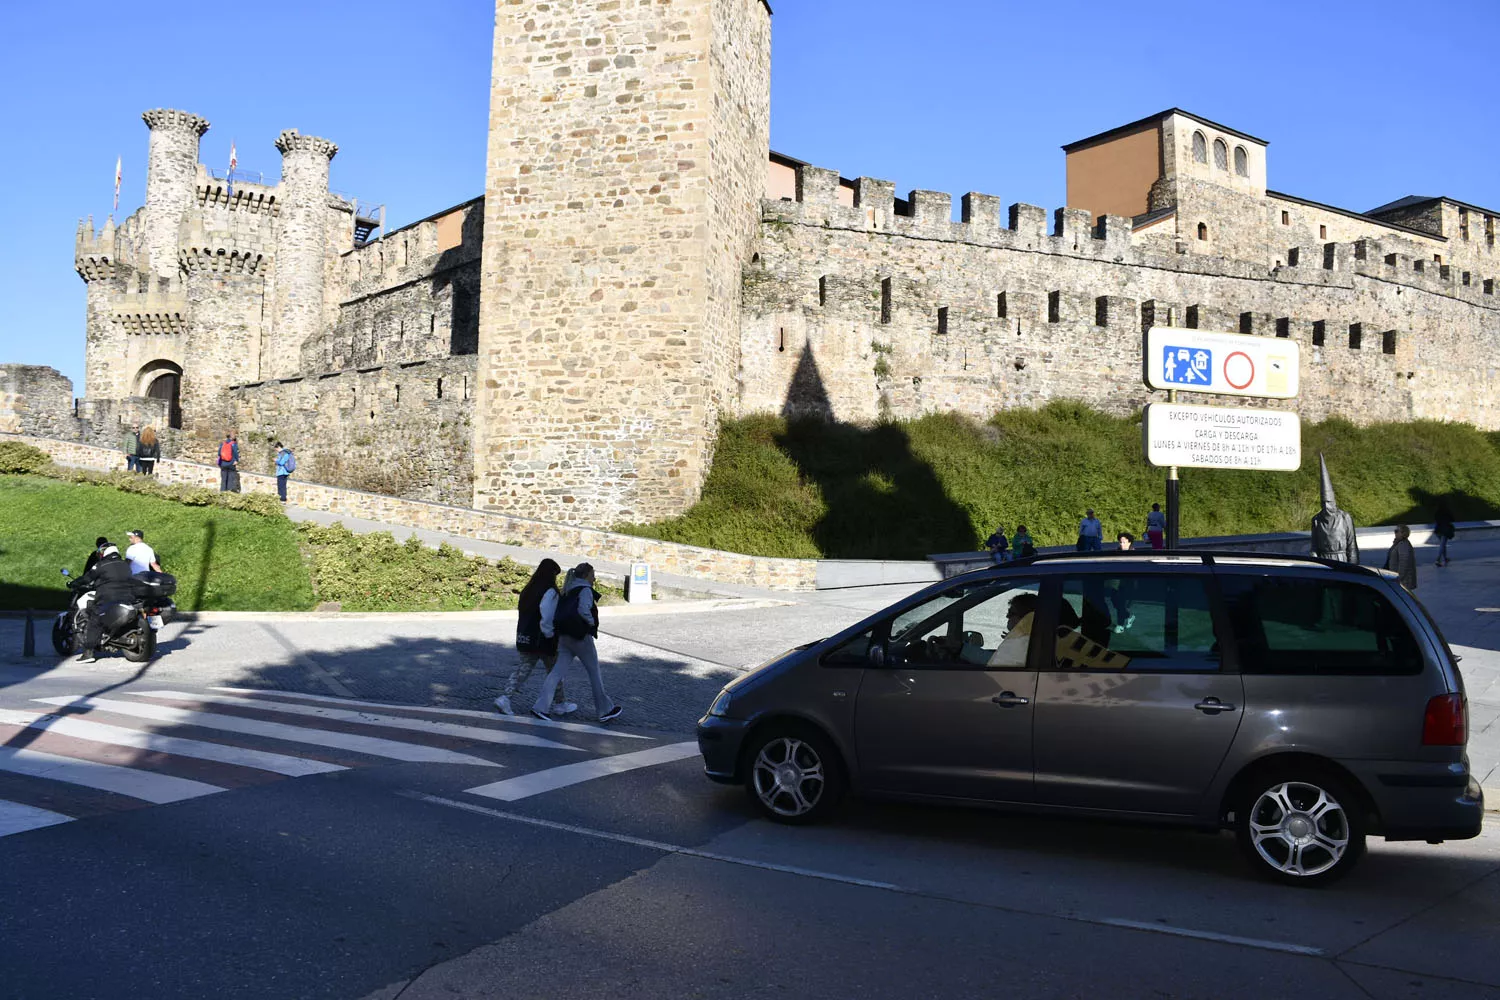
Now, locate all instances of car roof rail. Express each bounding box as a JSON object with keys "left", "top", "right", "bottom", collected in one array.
[{"left": 1001, "top": 549, "right": 1378, "bottom": 575}]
